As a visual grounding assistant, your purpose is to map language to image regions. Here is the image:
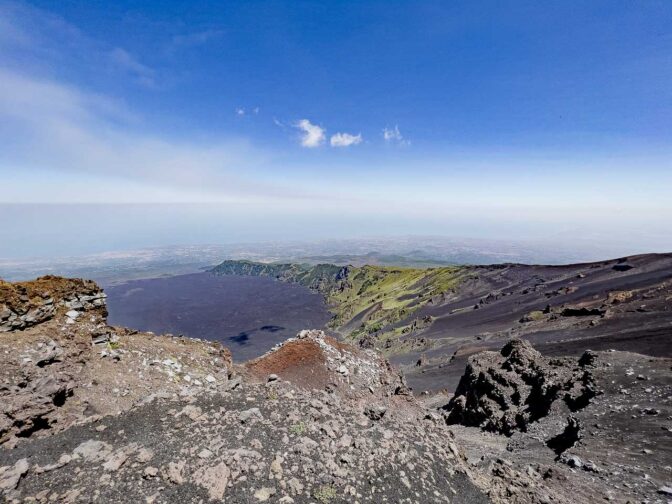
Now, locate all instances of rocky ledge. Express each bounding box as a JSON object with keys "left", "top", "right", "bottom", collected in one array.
[
  {"left": 0, "top": 276, "right": 232, "bottom": 448},
  {"left": 0, "top": 276, "right": 106, "bottom": 333}
]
